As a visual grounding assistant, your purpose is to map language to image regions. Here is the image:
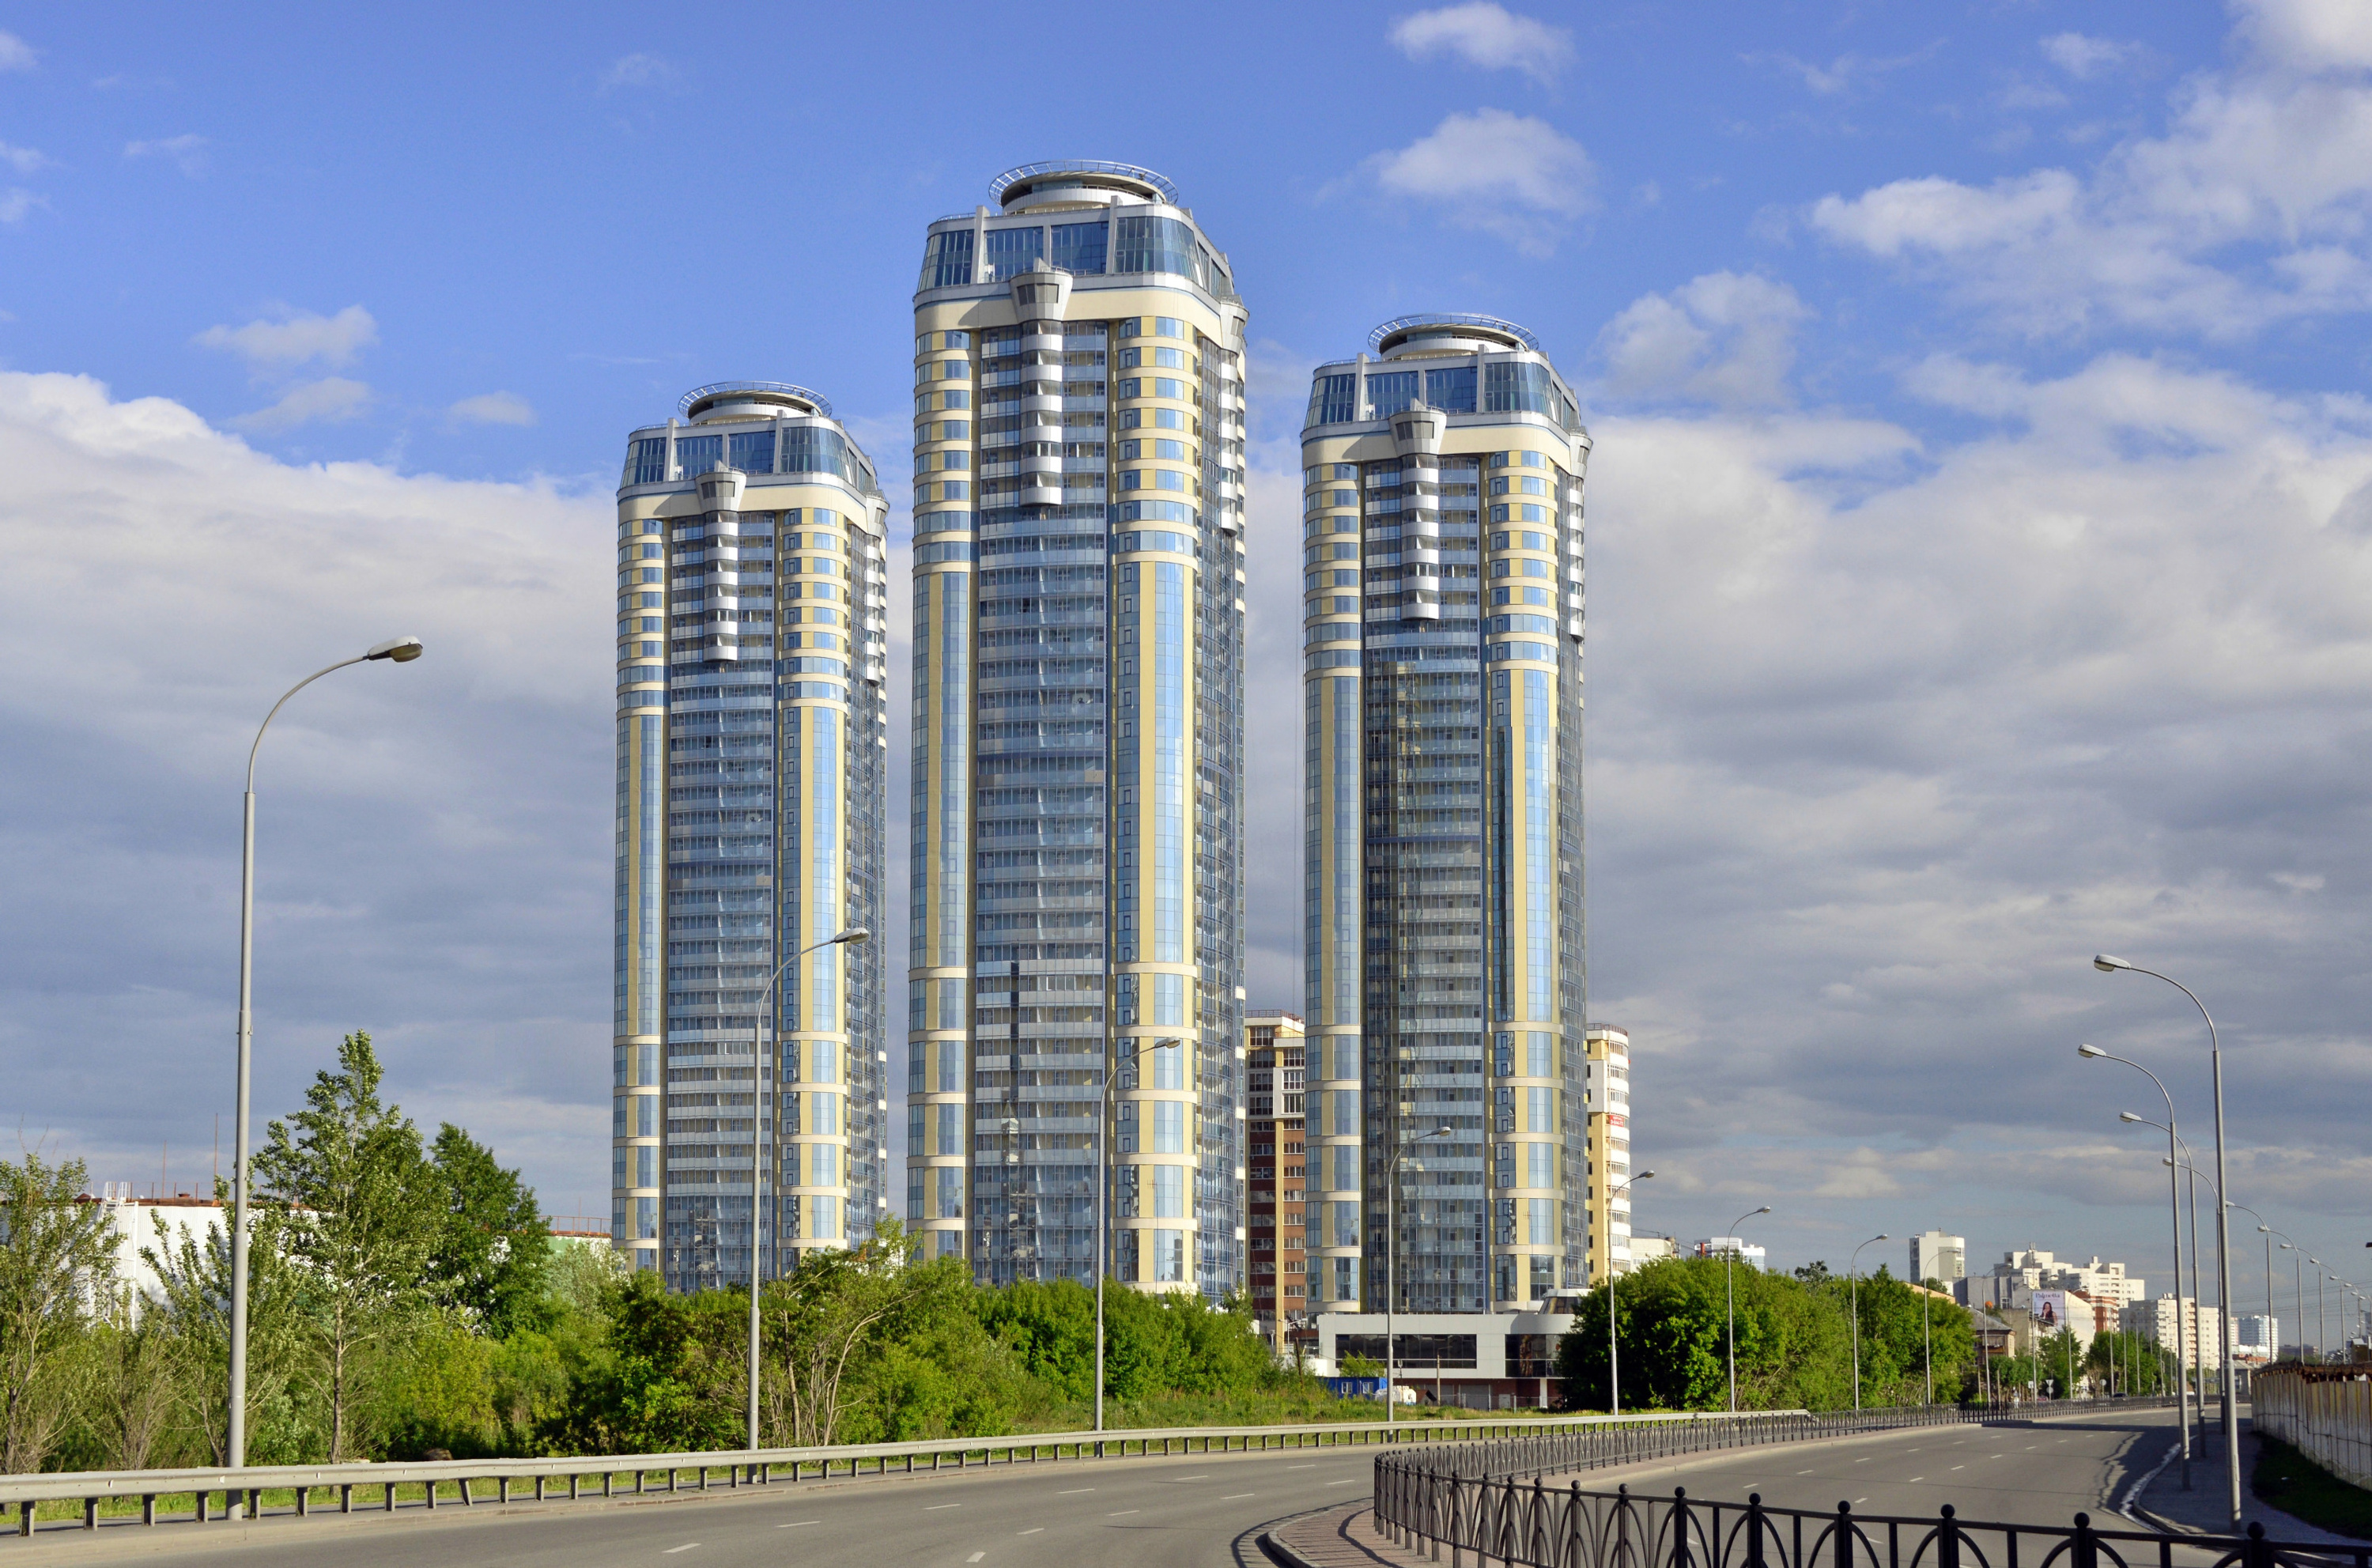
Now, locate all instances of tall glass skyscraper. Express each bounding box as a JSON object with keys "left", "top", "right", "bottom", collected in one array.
[
  {"left": 907, "top": 161, "right": 1249, "bottom": 1298},
  {"left": 1299, "top": 317, "right": 1591, "bottom": 1314},
  {"left": 613, "top": 383, "right": 891, "bottom": 1289}
]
